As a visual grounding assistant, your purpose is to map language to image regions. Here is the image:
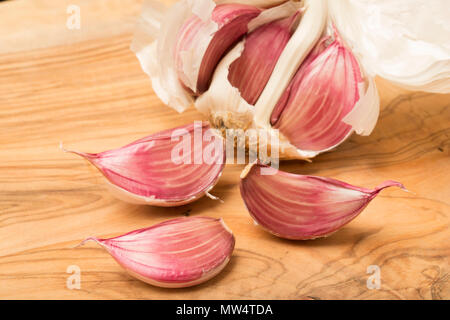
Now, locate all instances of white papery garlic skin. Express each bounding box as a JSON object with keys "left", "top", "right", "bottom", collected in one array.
[
  {"left": 133, "top": 0, "right": 449, "bottom": 159},
  {"left": 328, "top": 0, "right": 450, "bottom": 93}
]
